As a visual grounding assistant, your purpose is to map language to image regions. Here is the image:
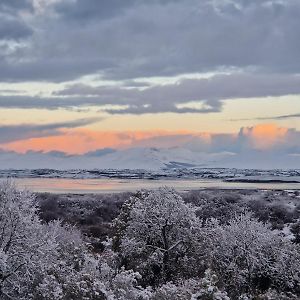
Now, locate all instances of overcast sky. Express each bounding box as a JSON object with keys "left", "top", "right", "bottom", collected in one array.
[{"left": 0, "top": 0, "right": 300, "bottom": 158}]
